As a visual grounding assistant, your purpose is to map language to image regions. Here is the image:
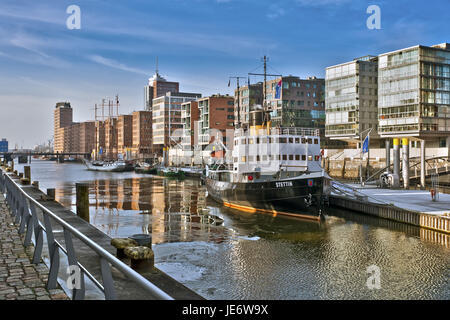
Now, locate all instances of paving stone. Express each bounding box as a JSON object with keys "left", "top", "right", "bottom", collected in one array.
[{"left": 0, "top": 193, "right": 68, "bottom": 301}]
